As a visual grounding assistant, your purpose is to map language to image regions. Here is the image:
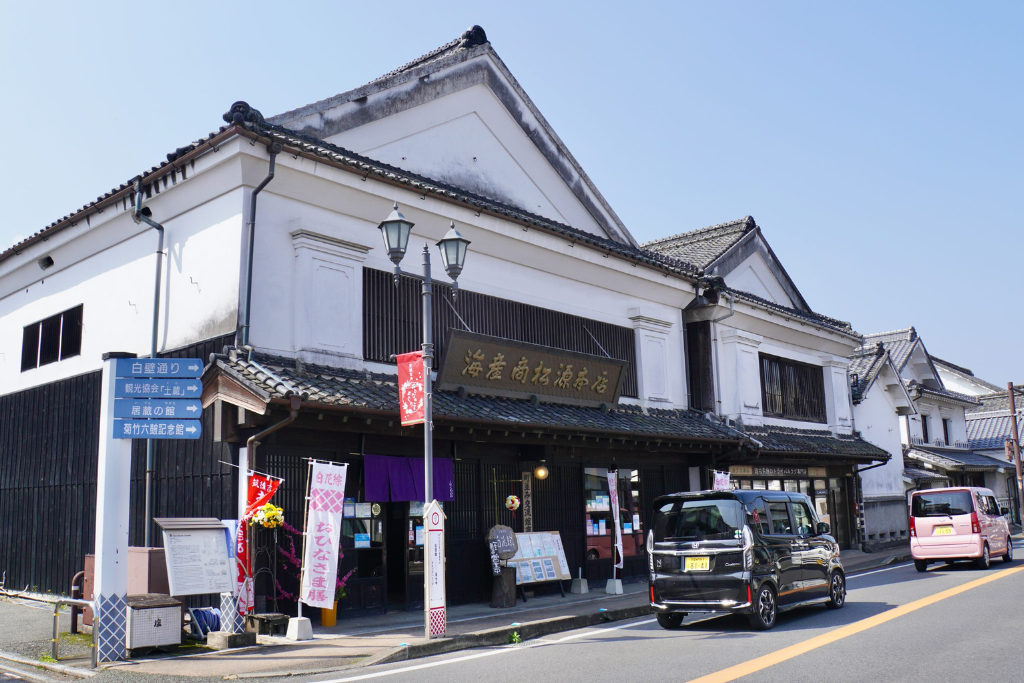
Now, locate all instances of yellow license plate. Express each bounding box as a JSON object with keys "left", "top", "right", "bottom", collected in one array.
[
  {"left": 934, "top": 526, "right": 955, "bottom": 536},
  {"left": 685, "top": 556, "right": 710, "bottom": 571}
]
